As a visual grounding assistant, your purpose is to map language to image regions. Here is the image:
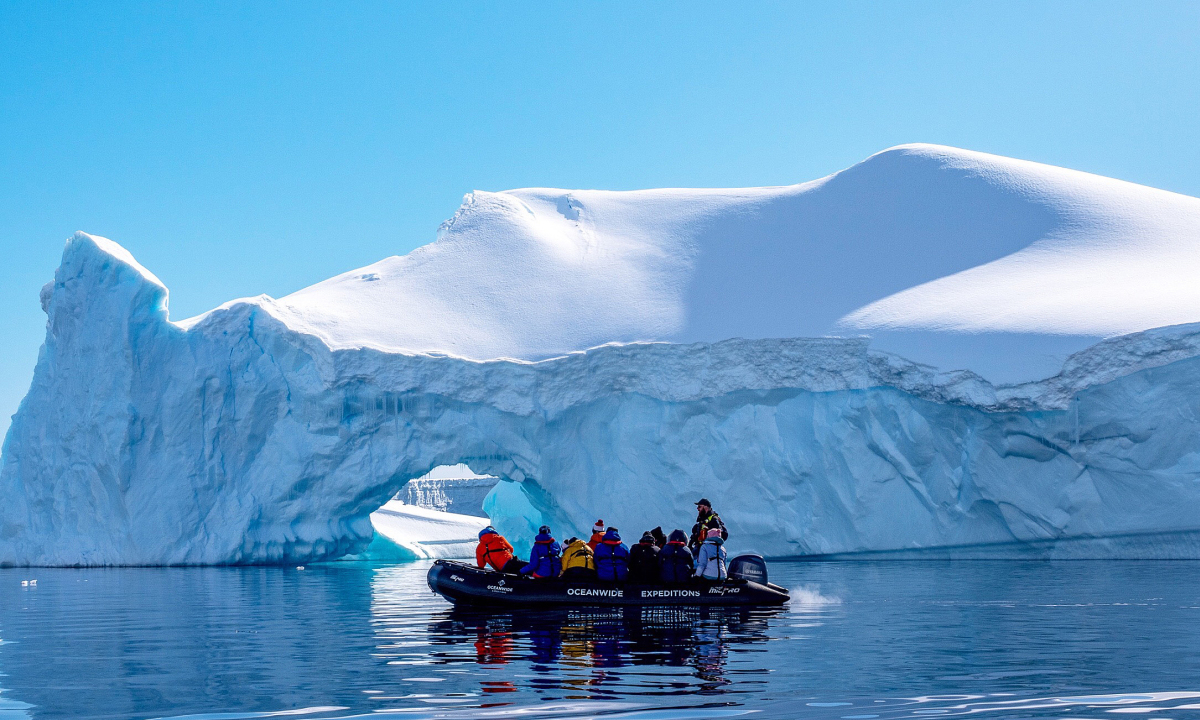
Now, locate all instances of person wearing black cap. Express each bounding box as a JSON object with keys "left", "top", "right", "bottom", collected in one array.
[{"left": 688, "top": 498, "right": 728, "bottom": 555}]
